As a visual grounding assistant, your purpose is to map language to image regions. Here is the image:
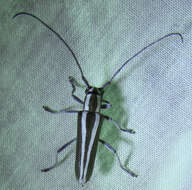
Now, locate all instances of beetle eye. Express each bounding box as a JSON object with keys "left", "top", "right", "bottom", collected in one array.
[{"left": 85, "top": 88, "right": 90, "bottom": 94}]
